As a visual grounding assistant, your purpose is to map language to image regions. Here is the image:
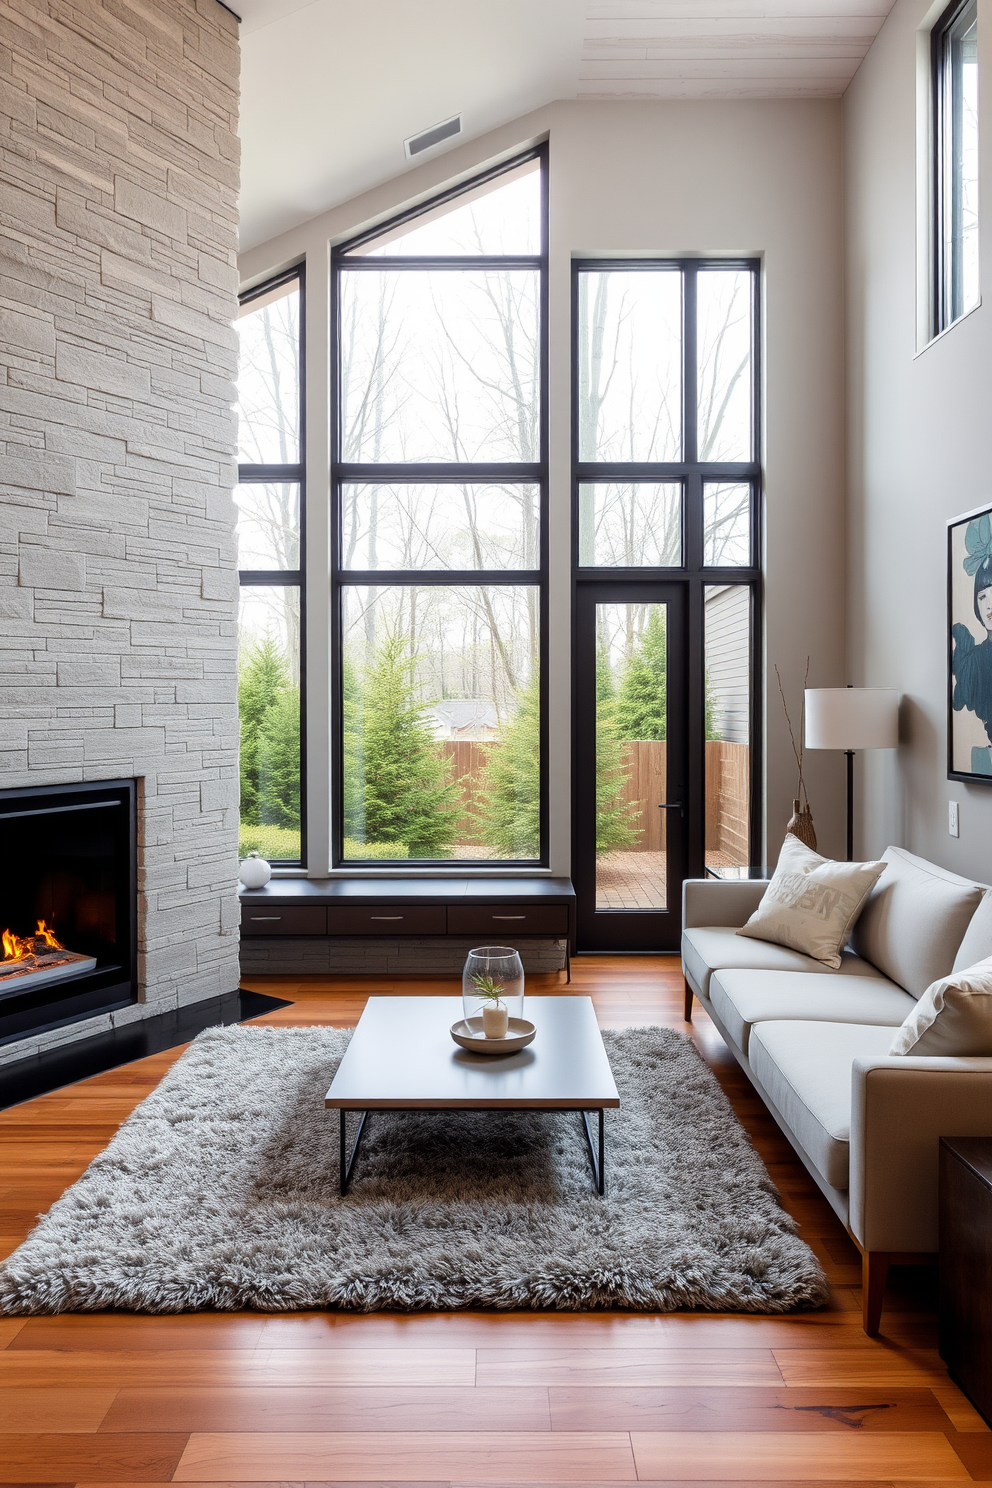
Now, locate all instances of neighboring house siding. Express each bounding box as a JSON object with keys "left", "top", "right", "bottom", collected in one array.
[{"left": 705, "top": 586, "right": 750, "bottom": 744}]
